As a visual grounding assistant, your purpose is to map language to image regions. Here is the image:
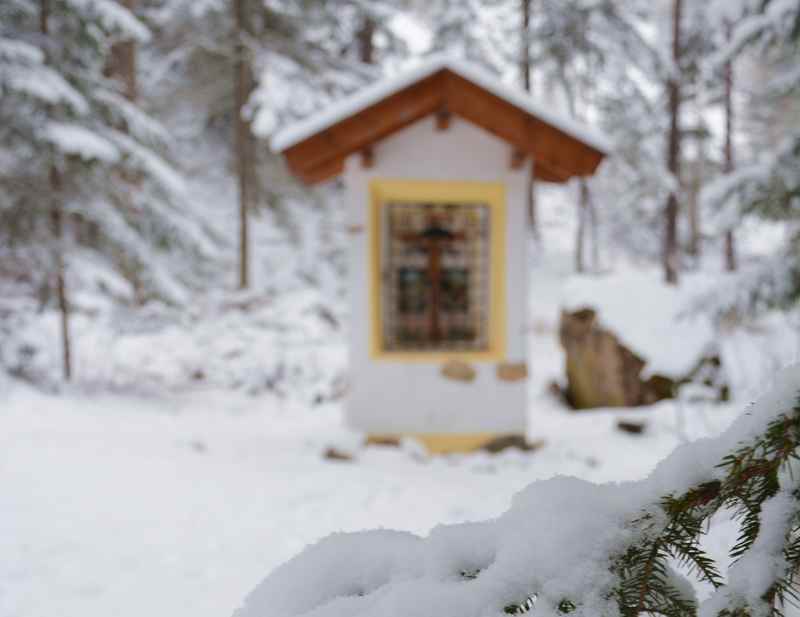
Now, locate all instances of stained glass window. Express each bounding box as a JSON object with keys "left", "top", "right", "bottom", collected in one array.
[{"left": 381, "top": 201, "right": 490, "bottom": 352}]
